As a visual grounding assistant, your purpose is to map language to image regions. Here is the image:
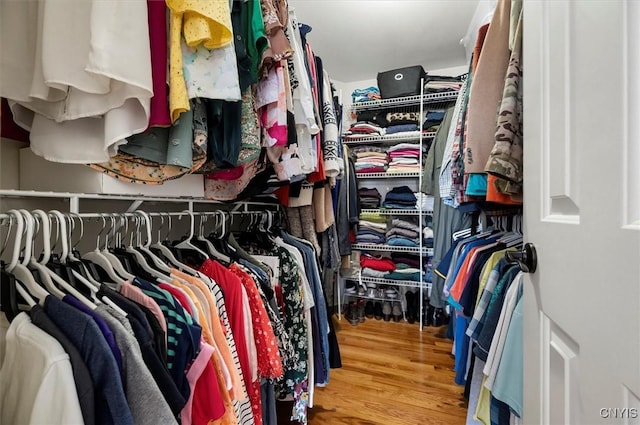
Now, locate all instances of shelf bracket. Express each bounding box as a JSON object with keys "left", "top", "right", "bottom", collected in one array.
[{"left": 126, "top": 200, "right": 144, "bottom": 213}]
